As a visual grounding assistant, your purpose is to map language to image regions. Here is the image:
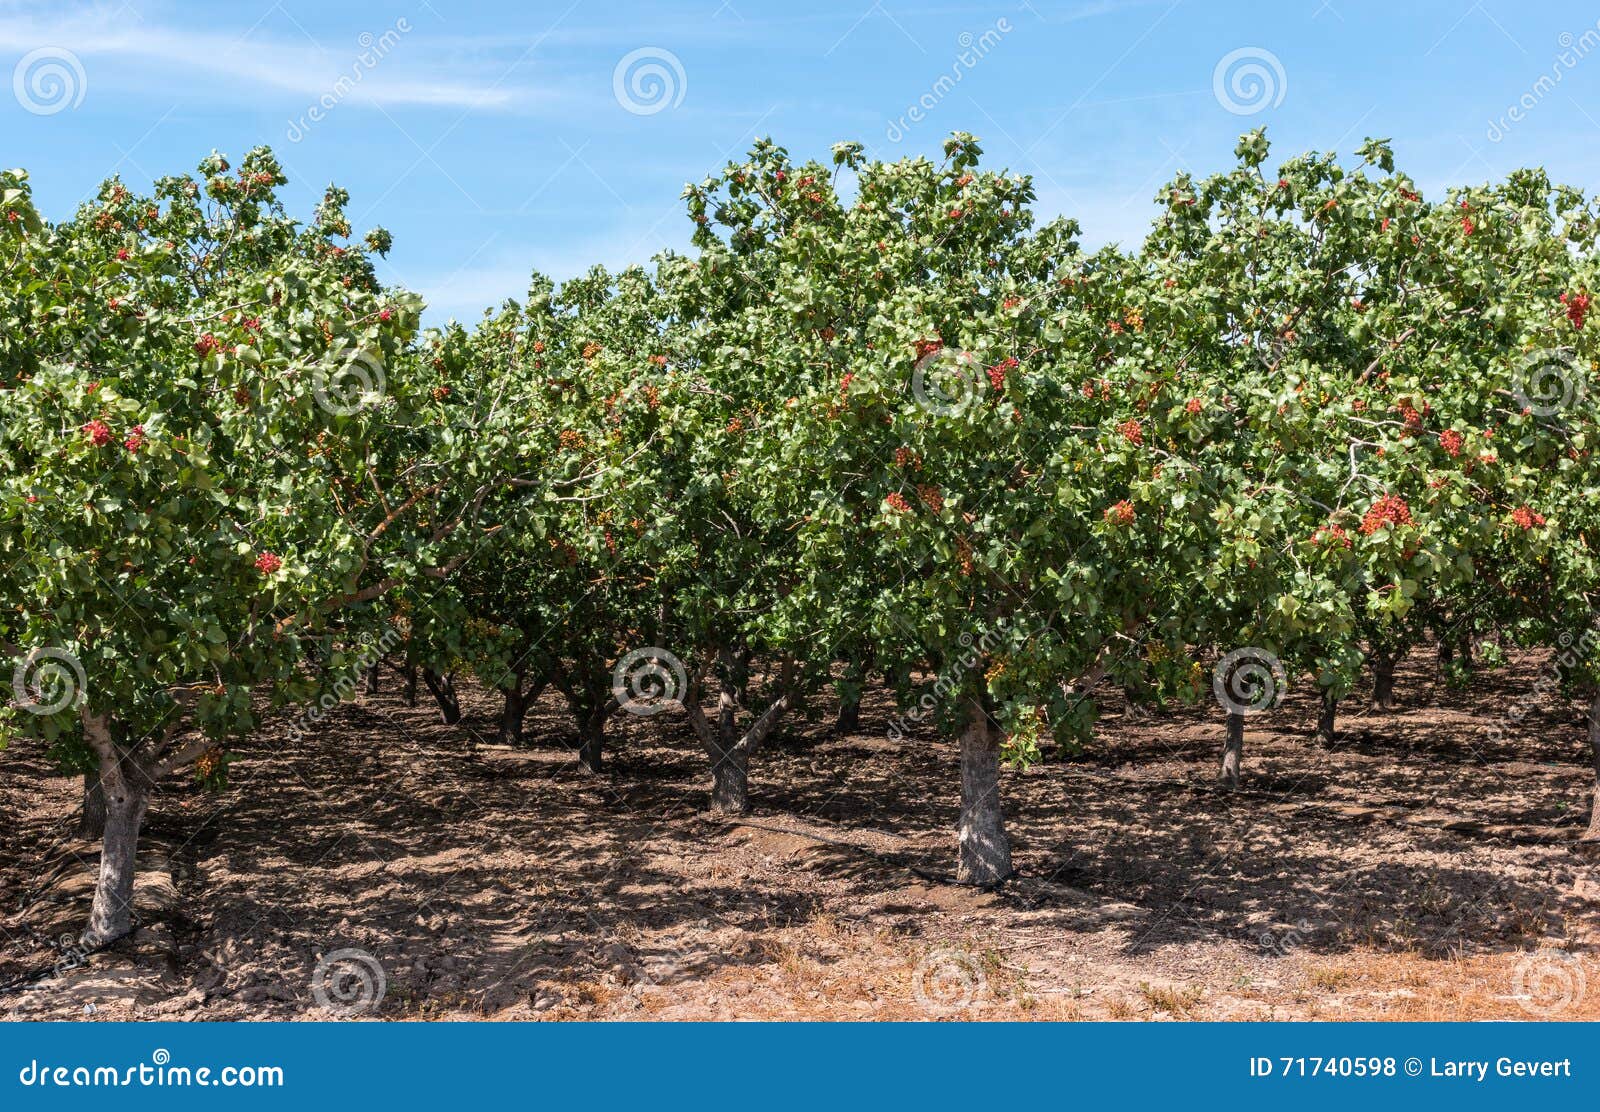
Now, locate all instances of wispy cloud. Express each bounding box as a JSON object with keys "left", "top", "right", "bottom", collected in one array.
[{"left": 0, "top": 5, "right": 551, "bottom": 110}]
